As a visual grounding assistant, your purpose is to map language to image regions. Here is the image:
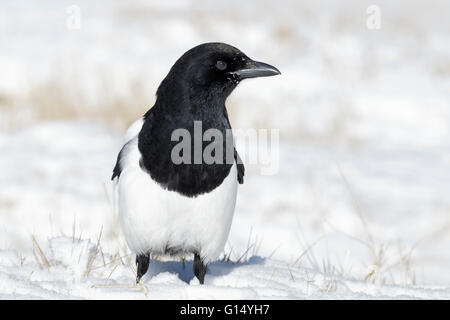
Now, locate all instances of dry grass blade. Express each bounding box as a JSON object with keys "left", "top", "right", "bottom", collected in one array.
[
  {"left": 85, "top": 226, "right": 103, "bottom": 278},
  {"left": 32, "top": 235, "right": 51, "bottom": 269},
  {"left": 286, "top": 263, "right": 295, "bottom": 282},
  {"left": 91, "top": 253, "right": 132, "bottom": 271},
  {"left": 337, "top": 165, "right": 376, "bottom": 254},
  {"left": 104, "top": 264, "right": 119, "bottom": 285},
  {"left": 27, "top": 270, "right": 34, "bottom": 282},
  {"left": 292, "top": 236, "right": 324, "bottom": 267},
  {"left": 267, "top": 244, "right": 281, "bottom": 260},
  {"left": 221, "top": 243, "right": 234, "bottom": 263},
  {"left": 236, "top": 243, "right": 255, "bottom": 263},
  {"left": 72, "top": 215, "right": 76, "bottom": 244}
]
